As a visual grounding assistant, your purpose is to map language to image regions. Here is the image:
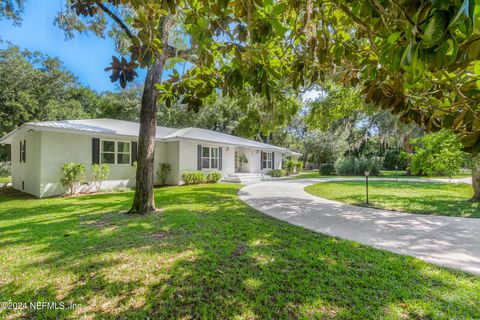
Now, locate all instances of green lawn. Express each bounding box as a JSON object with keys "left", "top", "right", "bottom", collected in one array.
[
  {"left": 380, "top": 169, "right": 472, "bottom": 179},
  {"left": 292, "top": 169, "right": 472, "bottom": 180},
  {"left": 0, "top": 176, "right": 10, "bottom": 183},
  {"left": 305, "top": 180, "right": 479, "bottom": 218},
  {"left": 0, "top": 185, "right": 479, "bottom": 319}
]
